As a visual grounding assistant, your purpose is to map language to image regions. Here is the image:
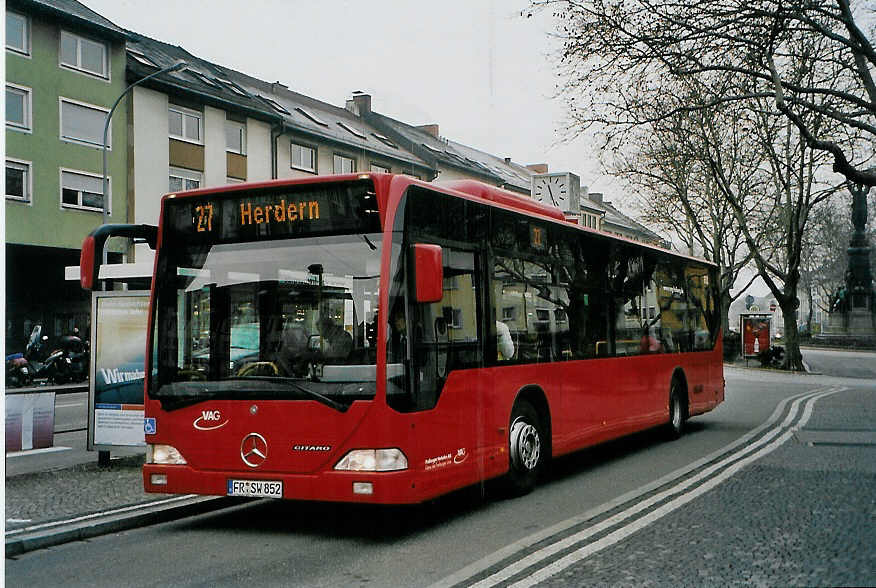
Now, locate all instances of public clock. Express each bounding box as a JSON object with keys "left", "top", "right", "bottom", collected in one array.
[{"left": 531, "top": 172, "right": 580, "bottom": 213}]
